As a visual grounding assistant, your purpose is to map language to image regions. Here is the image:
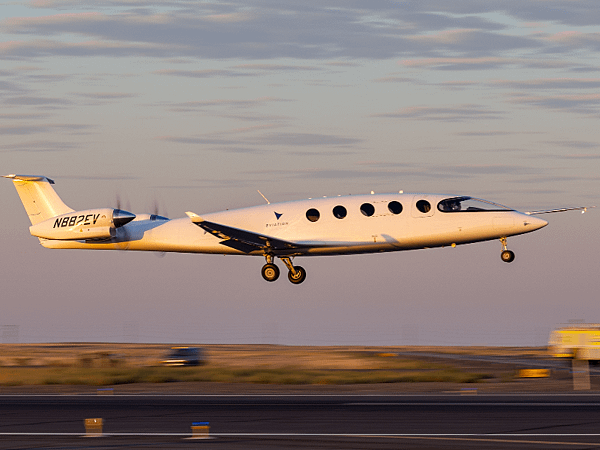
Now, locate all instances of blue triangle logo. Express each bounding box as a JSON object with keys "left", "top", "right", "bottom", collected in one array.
[{"left": 274, "top": 212, "right": 283, "bottom": 220}]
